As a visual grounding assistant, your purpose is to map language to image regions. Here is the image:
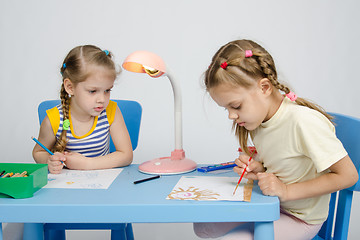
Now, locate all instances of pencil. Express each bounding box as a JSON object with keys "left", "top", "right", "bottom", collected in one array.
[
  {"left": 233, "top": 150, "right": 255, "bottom": 195},
  {"left": 134, "top": 175, "right": 161, "bottom": 184},
  {"left": 18, "top": 171, "right": 28, "bottom": 177},
  {"left": 31, "top": 137, "right": 53, "bottom": 155},
  {"left": 1, "top": 172, "right": 13, "bottom": 178},
  {"left": 31, "top": 137, "right": 66, "bottom": 167},
  {"left": 12, "top": 171, "right": 28, "bottom": 178},
  {"left": 11, "top": 173, "right": 21, "bottom": 178}
]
